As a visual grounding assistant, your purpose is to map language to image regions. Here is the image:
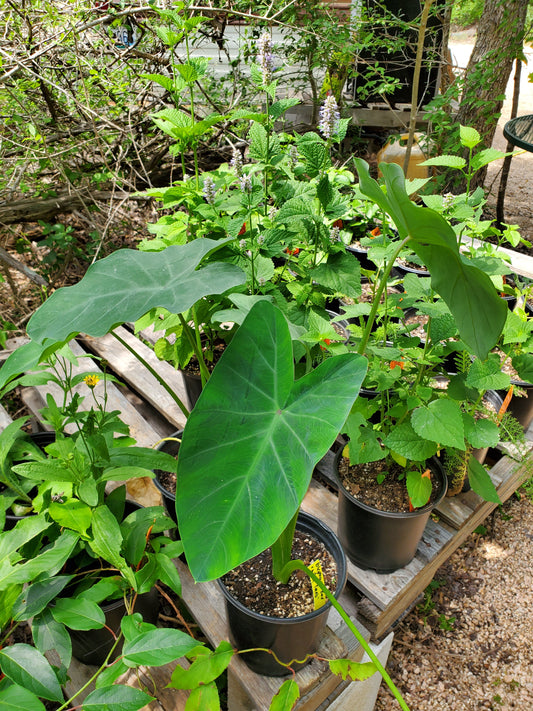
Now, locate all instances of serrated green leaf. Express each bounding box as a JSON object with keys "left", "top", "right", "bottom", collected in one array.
[
  {"left": 297, "top": 139, "right": 328, "bottom": 177},
  {"left": 460, "top": 125, "right": 481, "bottom": 148},
  {"left": 329, "top": 658, "right": 377, "bottom": 681},
  {"left": 0, "top": 644, "right": 63, "bottom": 702},
  {"left": 411, "top": 399, "right": 465, "bottom": 450},
  {"left": 269, "top": 679, "right": 300, "bottom": 711},
  {"left": 468, "top": 455, "right": 501, "bottom": 503},
  {"left": 384, "top": 422, "right": 438, "bottom": 461},
  {"left": 466, "top": 356, "right": 510, "bottom": 391},
  {"left": 51, "top": 597, "right": 105, "bottom": 631},
  {"left": 511, "top": 353, "right": 533, "bottom": 384},
  {"left": 122, "top": 628, "right": 198, "bottom": 667},
  {"left": 470, "top": 148, "right": 509, "bottom": 172},
  {"left": 310, "top": 252, "right": 361, "bottom": 297},
  {"left": 463, "top": 414, "right": 500, "bottom": 449},
  {"left": 82, "top": 684, "right": 154, "bottom": 711}
]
